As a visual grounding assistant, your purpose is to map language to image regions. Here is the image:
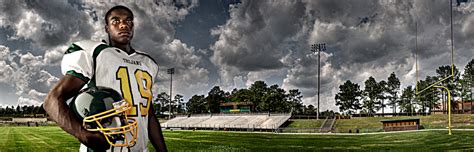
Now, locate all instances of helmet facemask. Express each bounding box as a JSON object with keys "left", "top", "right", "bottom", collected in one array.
[{"left": 83, "top": 100, "right": 138, "bottom": 148}]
